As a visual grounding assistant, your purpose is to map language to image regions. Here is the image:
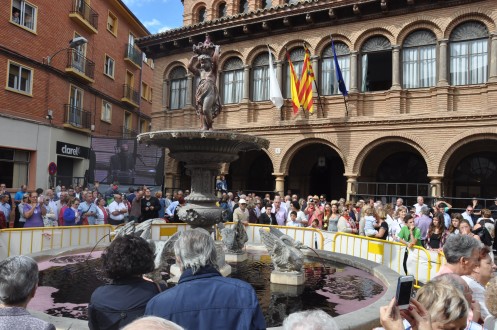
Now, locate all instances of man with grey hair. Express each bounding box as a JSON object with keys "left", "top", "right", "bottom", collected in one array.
[
  {"left": 0, "top": 255, "right": 55, "bottom": 329},
  {"left": 122, "top": 316, "right": 184, "bottom": 330},
  {"left": 283, "top": 310, "right": 339, "bottom": 330},
  {"left": 436, "top": 234, "right": 481, "bottom": 276},
  {"left": 145, "top": 229, "right": 265, "bottom": 329}
]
